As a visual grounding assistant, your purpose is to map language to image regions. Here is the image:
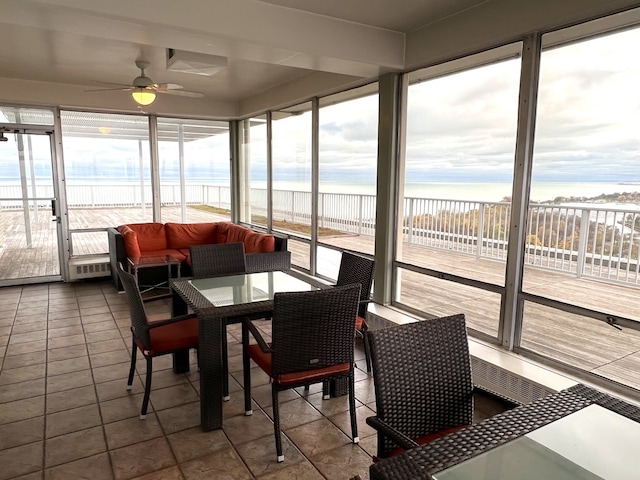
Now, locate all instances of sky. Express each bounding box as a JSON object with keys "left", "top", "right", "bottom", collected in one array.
[{"left": 2, "top": 22, "right": 640, "bottom": 195}]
